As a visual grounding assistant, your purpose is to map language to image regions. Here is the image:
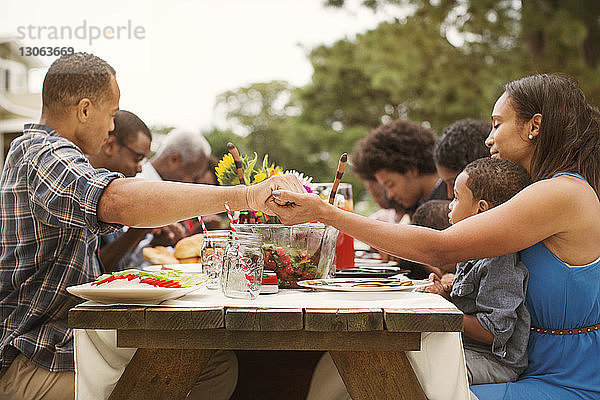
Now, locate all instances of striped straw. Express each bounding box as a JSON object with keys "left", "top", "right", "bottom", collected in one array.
[
  {"left": 224, "top": 202, "right": 256, "bottom": 298},
  {"left": 224, "top": 202, "right": 239, "bottom": 239},
  {"left": 198, "top": 217, "right": 215, "bottom": 251}
]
